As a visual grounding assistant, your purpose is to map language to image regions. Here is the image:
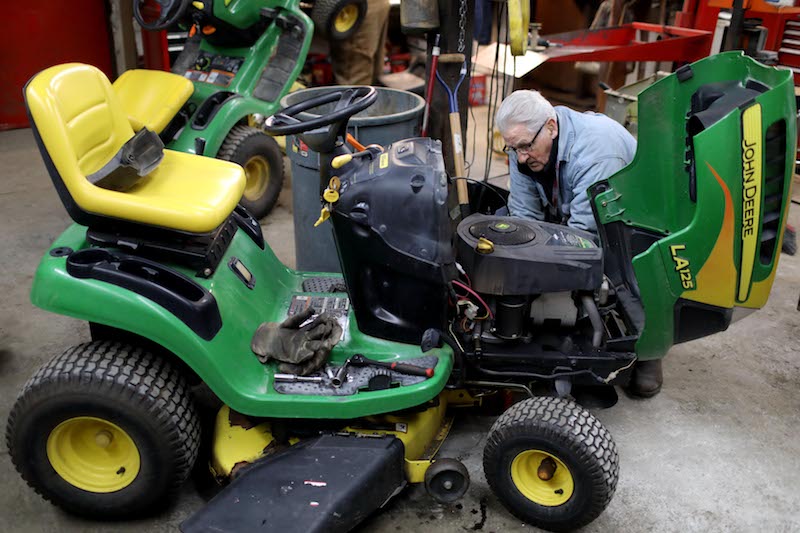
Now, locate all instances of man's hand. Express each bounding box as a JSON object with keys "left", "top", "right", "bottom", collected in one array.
[{"left": 251, "top": 308, "right": 343, "bottom": 376}]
